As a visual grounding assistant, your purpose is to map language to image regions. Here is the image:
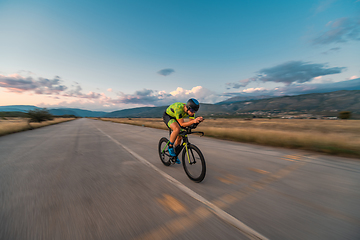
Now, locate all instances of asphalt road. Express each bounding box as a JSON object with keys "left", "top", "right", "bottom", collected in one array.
[{"left": 1, "top": 118, "right": 359, "bottom": 240}]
